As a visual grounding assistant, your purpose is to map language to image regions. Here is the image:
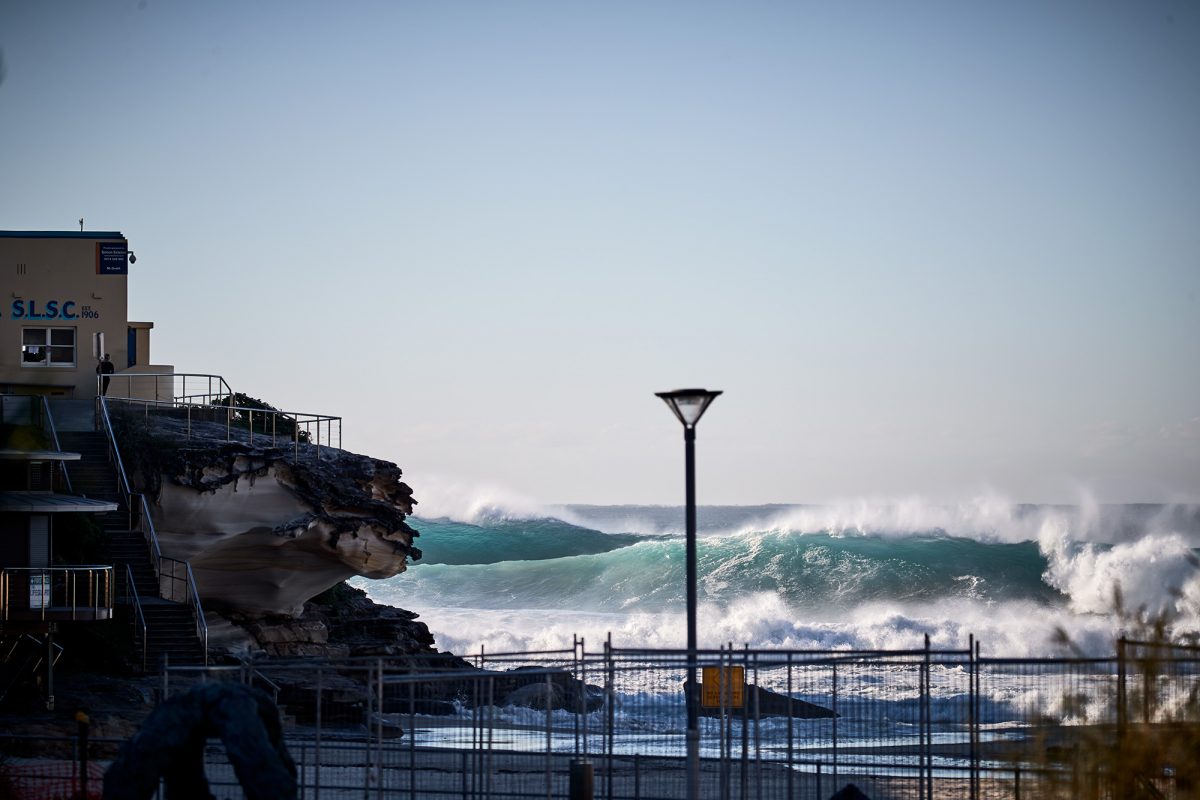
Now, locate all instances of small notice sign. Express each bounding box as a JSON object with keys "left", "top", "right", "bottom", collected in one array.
[
  {"left": 96, "top": 242, "right": 128, "bottom": 275},
  {"left": 701, "top": 666, "right": 745, "bottom": 708},
  {"left": 29, "top": 573, "right": 50, "bottom": 609}
]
